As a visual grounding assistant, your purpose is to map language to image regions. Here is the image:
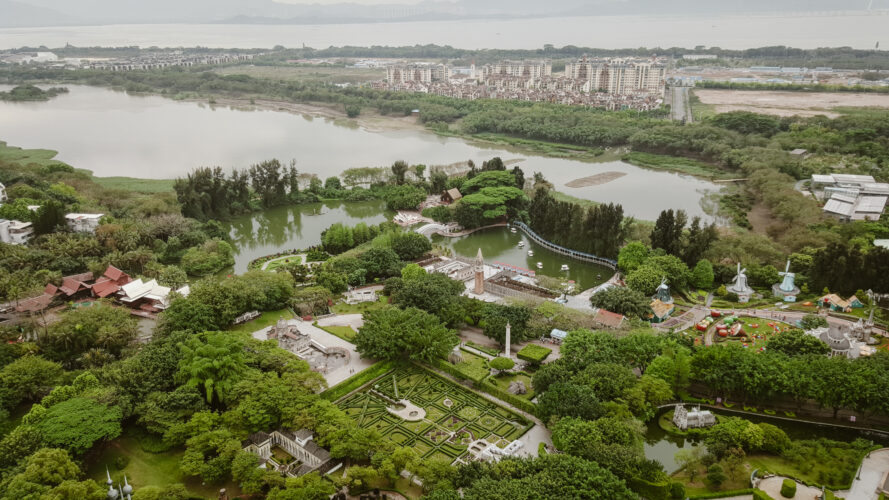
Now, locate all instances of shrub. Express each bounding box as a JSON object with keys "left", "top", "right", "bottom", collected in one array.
[
  {"left": 670, "top": 482, "right": 686, "bottom": 499},
  {"left": 114, "top": 455, "right": 130, "bottom": 470},
  {"left": 780, "top": 479, "right": 797, "bottom": 498},
  {"left": 753, "top": 490, "right": 775, "bottom": 500},
  {"left": 489, "top": 357, "right": 515, "bottom": 371},
  {"left": 517, "top": 344, "right": 552, "bottom": 364},
  {"left": 538, "top": 442, "right": 547, "bottom": 456}
]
